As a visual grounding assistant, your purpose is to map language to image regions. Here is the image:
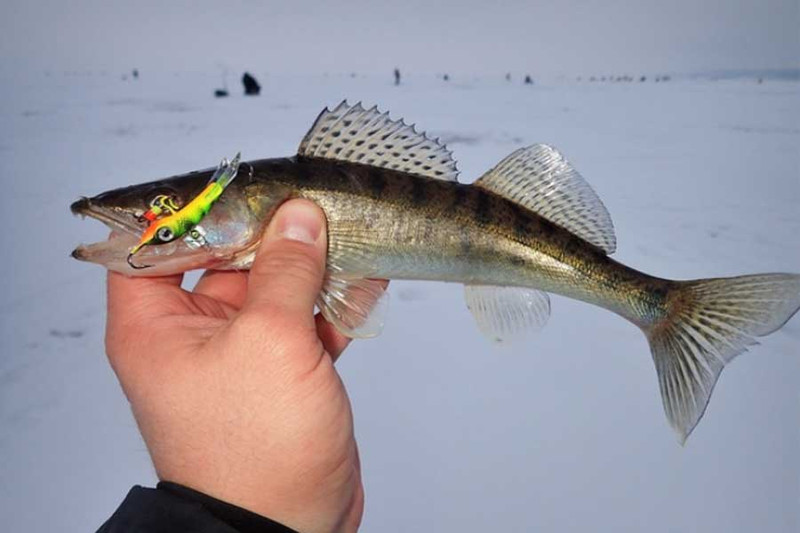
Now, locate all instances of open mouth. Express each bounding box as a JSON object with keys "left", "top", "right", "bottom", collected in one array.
[
  {"left": 70, "top": 197, "right": 144, "bottom": 236},
  {"left": 70, "top": 196, "right": 213, "bottom": 274},
  {"left": 70, "top": 188, "right": 256, "bottom": 276},
  {"left": 70, "top": 197, "right": 146, "bottom": 261}
]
